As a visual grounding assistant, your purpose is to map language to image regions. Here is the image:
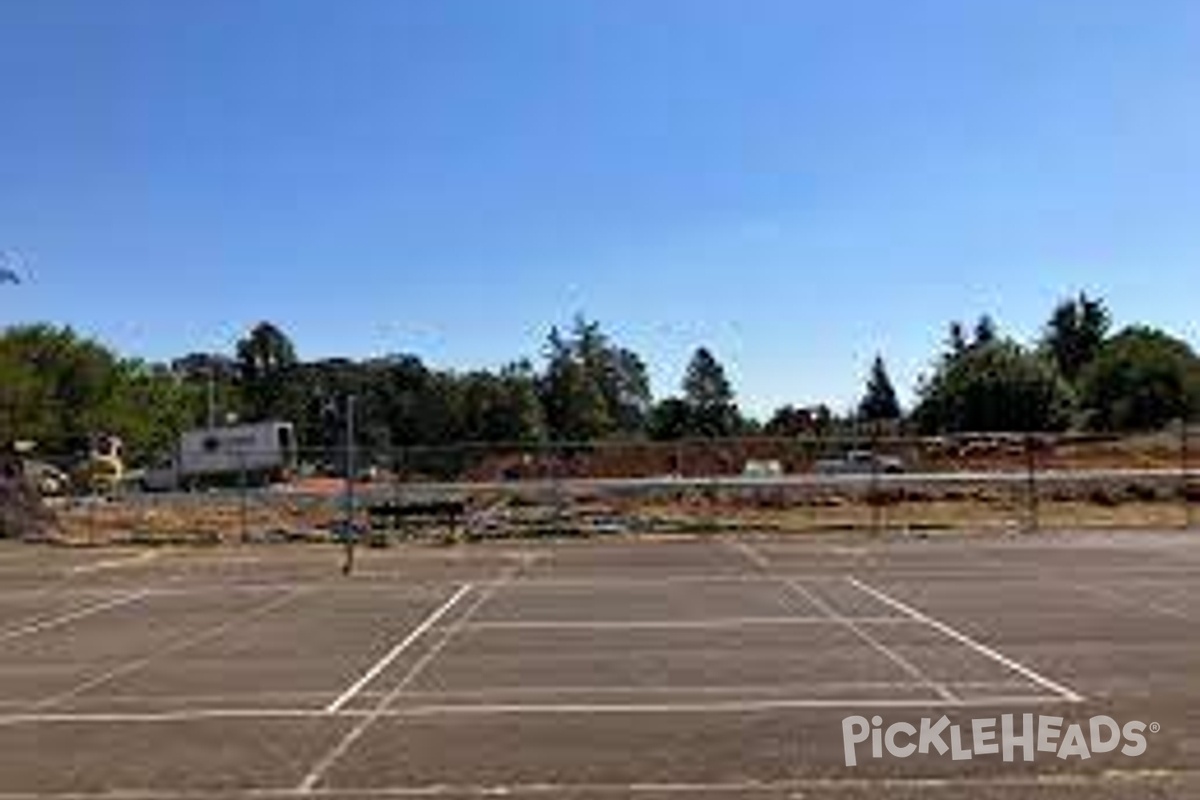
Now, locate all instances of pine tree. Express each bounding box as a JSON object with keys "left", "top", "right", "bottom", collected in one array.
[
  {"left": 683, "top": 347, "right": 737, "bottom": 437},
  {"left": 859, "top": 355, "right": 901, "bottom": 422}
]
